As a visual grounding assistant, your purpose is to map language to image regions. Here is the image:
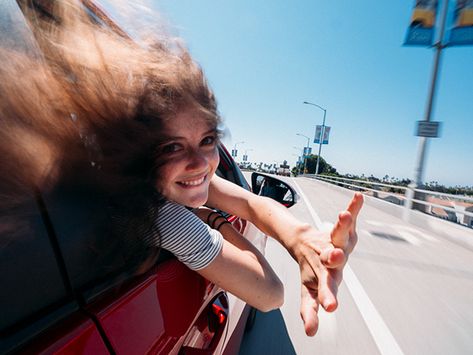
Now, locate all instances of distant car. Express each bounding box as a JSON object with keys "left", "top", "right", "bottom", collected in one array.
[
  {"left": 0, "top": 1, "right": 298, "bottom": 354},
  {"left": 276, "top": 168, "right": 291, "bottom": 177}
]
